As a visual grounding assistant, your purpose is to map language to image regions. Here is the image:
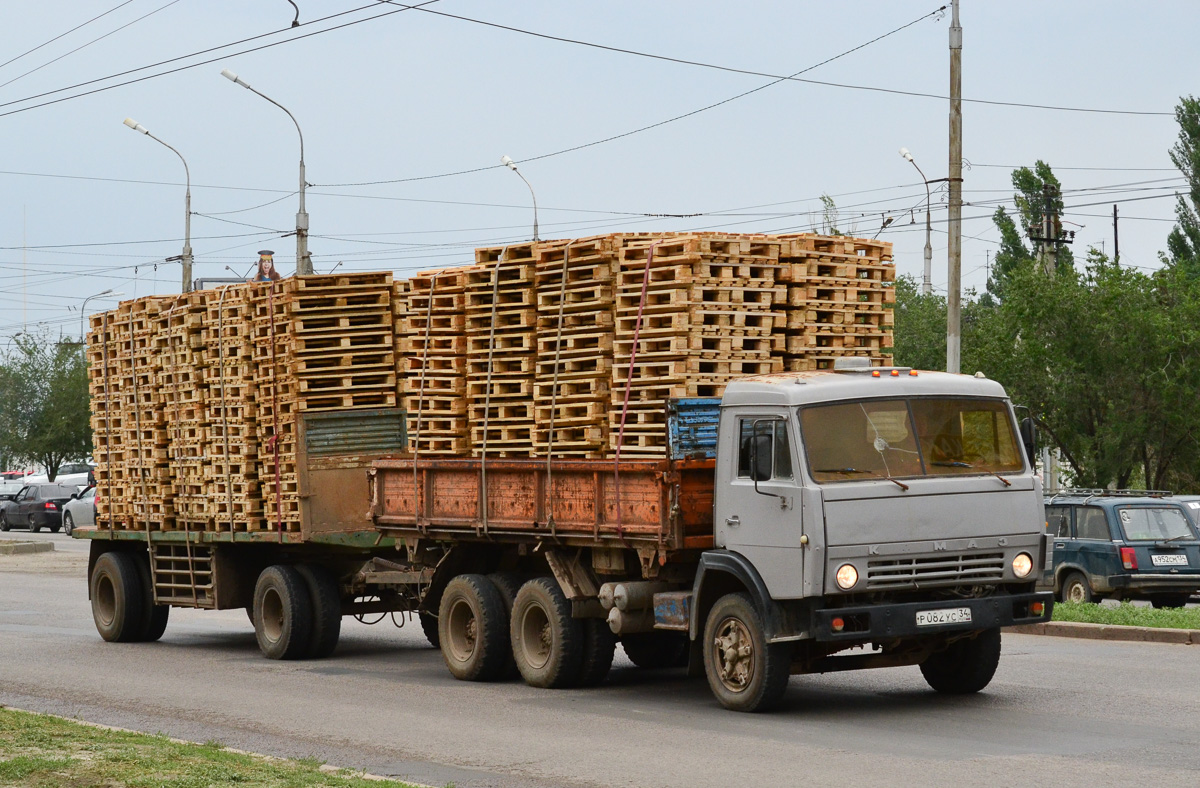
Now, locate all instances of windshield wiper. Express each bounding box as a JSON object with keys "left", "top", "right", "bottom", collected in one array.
[
  {"left": 930, "top": 461, "right": 1011, "bottom": 487},
  {"left": 816, "top": 467, "right": 909, "bottom": 491},
  {"left": 1156, "top": 533, "right": 1196, "bottom": 545}
]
